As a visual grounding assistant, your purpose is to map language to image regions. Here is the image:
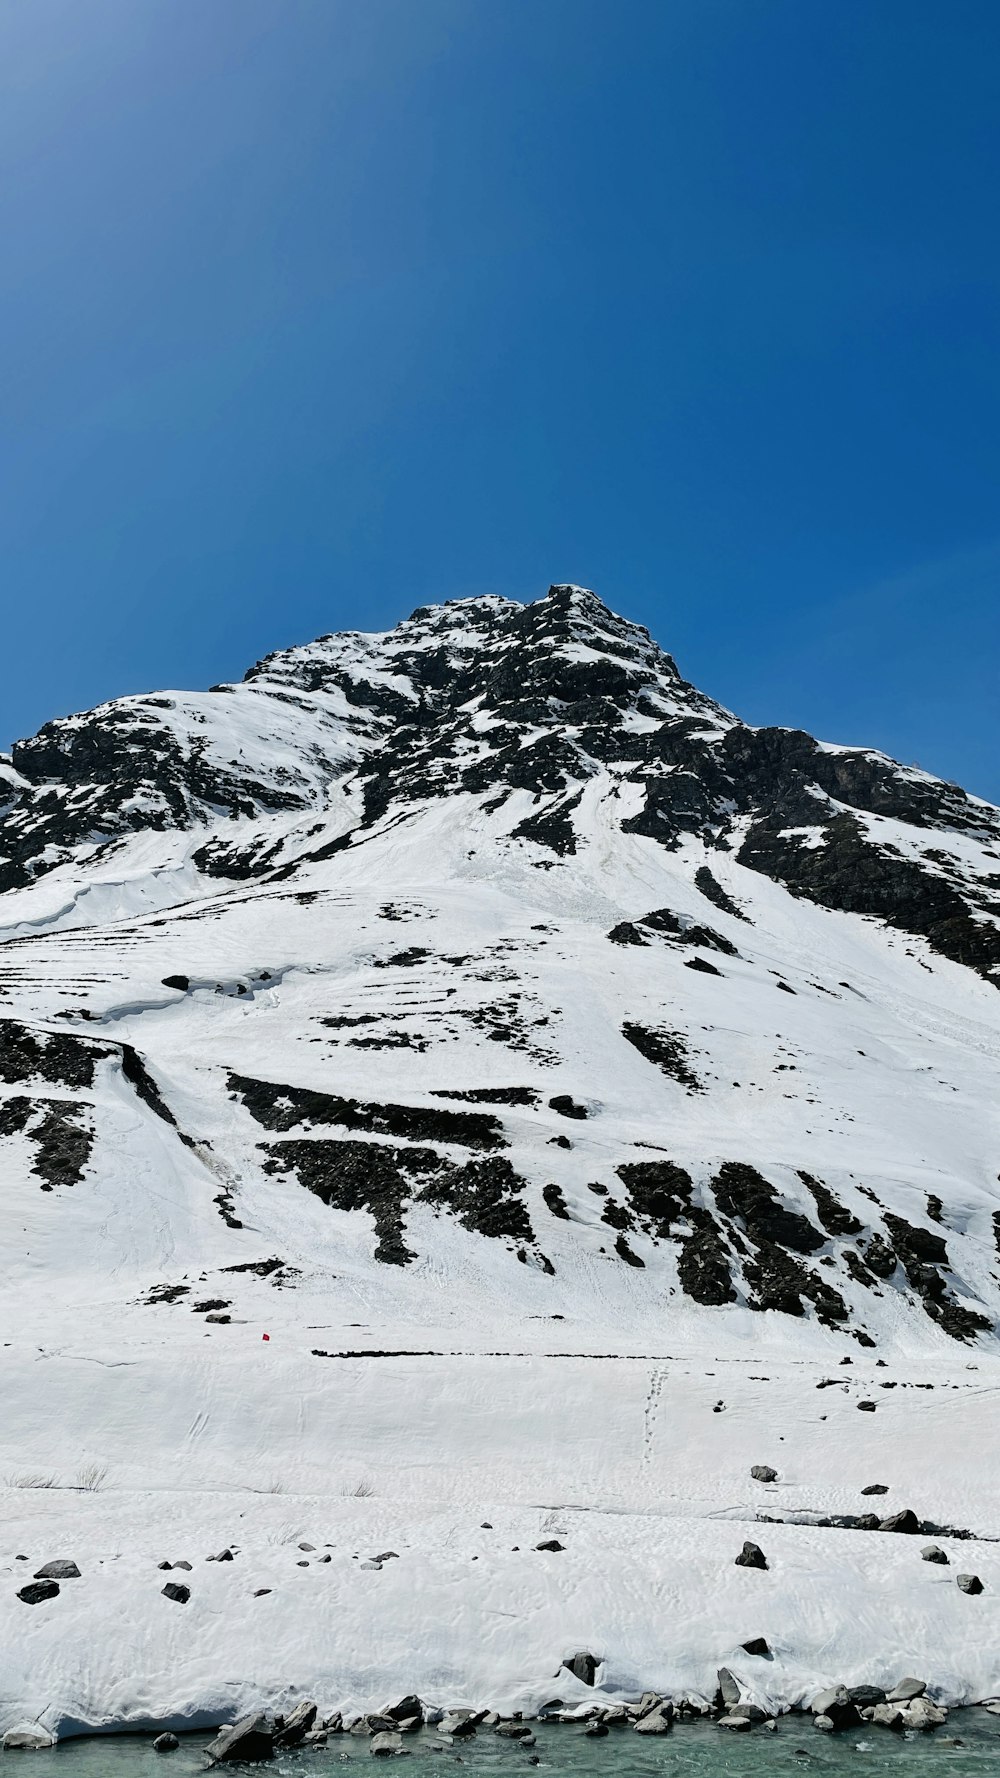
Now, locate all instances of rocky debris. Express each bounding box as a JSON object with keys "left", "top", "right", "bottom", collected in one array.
[
  {"left": 871, "top": 1703, "right": 905, "bottom": 1730},
  {"left": 161, "top": 1582, "right": 190, "bottom": 1604},
  {"left": 750, "top": 1465, "right": 777, "bottom": 1482},
  {"left": 548, "top": 1094, "right": 588, "bottom": 1120},
  {"left": 369, "top": 1731, "right": 404, "bottom": 1756},
  {"left": 33, "top": 1558, "right": 80, "bottom": 1579},
  {"left": 563, "top": 1652, "right": 599, "bottom": 1685},
  {"left": 922, "top": 1544, "right": 949, "bottom": 1563},
  {"left": 273, "top": 1701, "right": 318, "bottom": 1746},
  {"left": 3, "top": 1724, "right": 56, "bottom": 1750},
  {"left": 957, "top": 1572, "right": 984, "bottom": 1593},
  {"left": 880, "top": 1508, "right": 920, "bottom": 1534},
  {"left": 633, "top": 1705, "right": 673, "bottom": 1734},
  {"left": 17, "top": 1580, "right": 59, "bottom": 1605},
  {"left": 734, "top": 1540, "right": 768, "bottom": 1570},
  {"left": 439, "top": 1713, "right": 478, "bottom": 1737},
  {"left": 153, "top": 1733, "right": 179, "bottom": 1752},
  {"left": 621, "top": 1022, "right": 703, "bottom": 1092},
  {"left": 886, "top": 1677, "right": 926, "bottom": 1702},
  {"left": 205, "top": 1712, "right": 275, "bottom": 1763},
  {"left": 383, "top": 1696, "right": 423, "bottom": 1725},
  {"left": 810, "top": 1687, "right": 861, "bottom": 1731},
  {"left": 905, "top": 1698, "right": 948, "bottom": 1730}
]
